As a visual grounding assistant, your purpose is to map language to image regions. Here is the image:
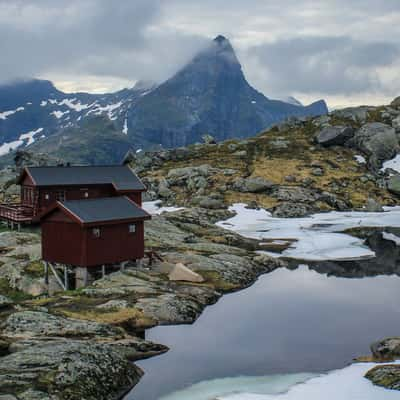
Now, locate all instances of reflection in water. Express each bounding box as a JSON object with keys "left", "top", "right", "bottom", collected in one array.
[
  {"left": 127, "top": 264, "right": 400, "bottom": 400},
  {"left": 298, "top": 229, "right": 400, "bottom": 277}
]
